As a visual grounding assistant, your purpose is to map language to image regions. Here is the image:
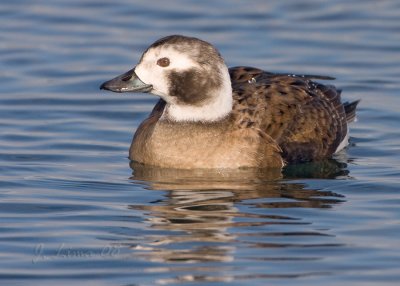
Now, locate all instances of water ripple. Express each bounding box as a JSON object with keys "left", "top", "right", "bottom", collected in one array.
[{"left": 1, "top": 0, "right": 400, "bottom": 285}]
